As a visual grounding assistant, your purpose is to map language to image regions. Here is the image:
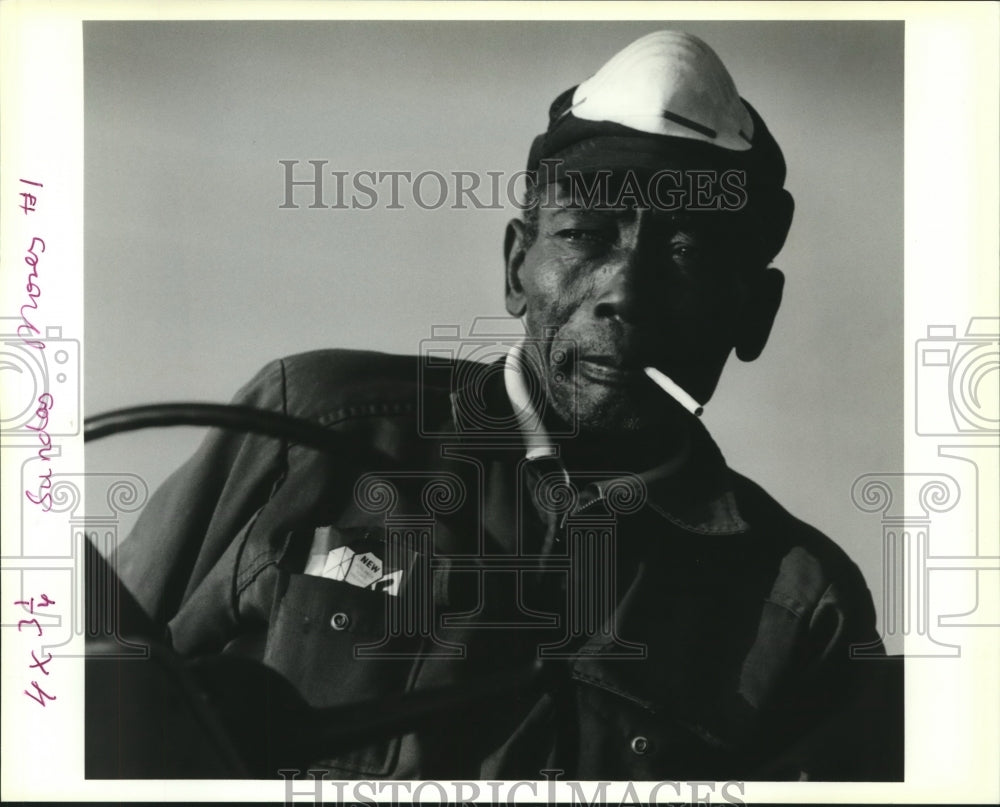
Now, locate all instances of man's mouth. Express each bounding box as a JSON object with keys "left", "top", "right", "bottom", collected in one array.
[{"left": 576, "top": 355, "right": 645, "bottom": 386}]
